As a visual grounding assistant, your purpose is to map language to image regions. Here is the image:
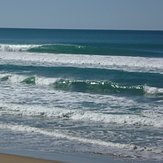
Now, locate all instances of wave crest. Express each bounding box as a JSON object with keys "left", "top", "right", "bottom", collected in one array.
[
  {"left": 1, "top": 74, "right": 163, "bottom": 96},
  {"left": 53, "top": 79, "right": 145, "bottom": 95},
  {"left": 0, "top": 44, "right": 41, "bottom": 52},
  {"left": 0, "top": 50, "right": 163, "bottom": 74},
  {"left": 0, "top": 44, "right": 84, "bottom": 53}
]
